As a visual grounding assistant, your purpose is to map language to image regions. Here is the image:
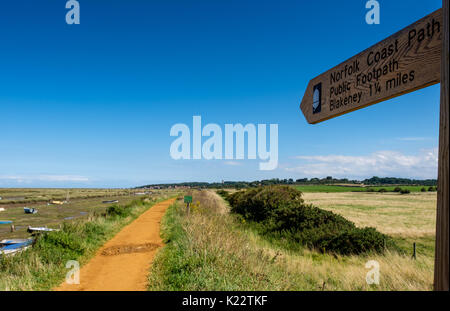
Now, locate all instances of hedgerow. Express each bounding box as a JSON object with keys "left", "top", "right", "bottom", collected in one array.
[{"left": 227, "top": 186, "right": 393, "bottom": 255}]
